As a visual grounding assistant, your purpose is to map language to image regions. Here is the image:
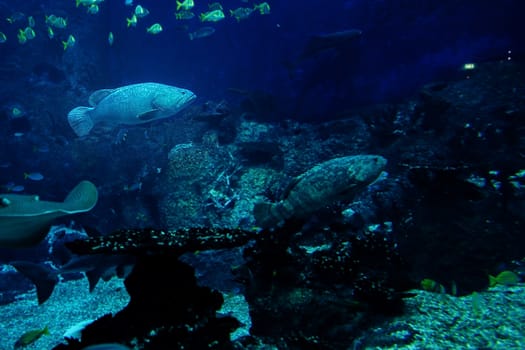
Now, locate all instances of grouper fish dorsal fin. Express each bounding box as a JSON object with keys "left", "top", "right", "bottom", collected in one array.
[
  {"left": 137, "top": 109, "right": 161, "bottom": 121},
  {"left": 88, "top": 89, "right": 116, "bottom": 106}
]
